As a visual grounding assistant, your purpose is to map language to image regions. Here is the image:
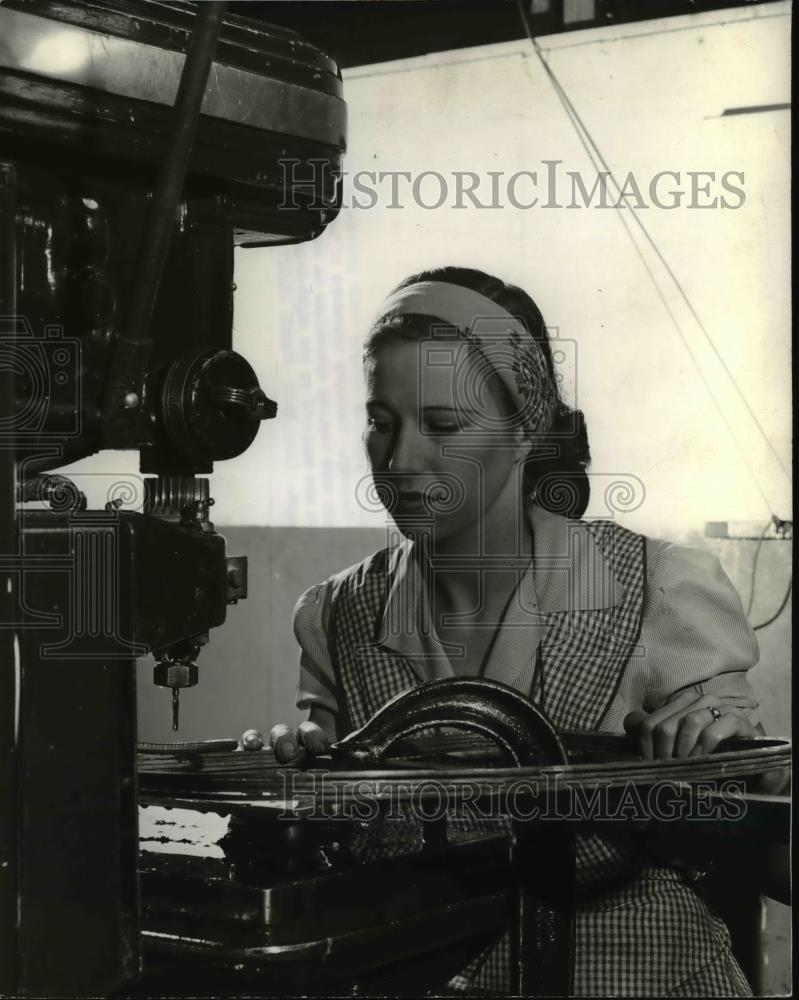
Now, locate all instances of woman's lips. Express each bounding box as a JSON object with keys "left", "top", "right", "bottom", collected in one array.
[
  {"left": 395, "top": 490, "right": 426, "bottom": 508},
  {"left": 376, "top": 483, "right": 444, "bottom": 513},
  {"left": 395, "top": 490, "right": 427, "bottom": 511}
]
